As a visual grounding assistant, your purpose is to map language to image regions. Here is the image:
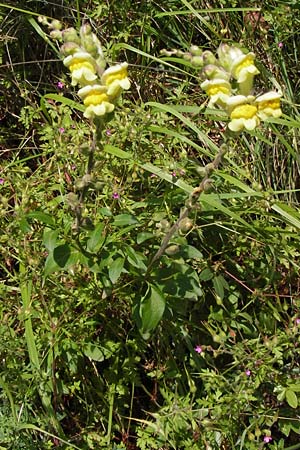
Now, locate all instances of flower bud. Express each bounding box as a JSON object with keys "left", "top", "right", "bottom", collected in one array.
[
  {"left": 165, "top": 244, "right": 180, "bottom": 255},
  {"left": 60, "top": 42, "right": 81, "bottom": 55},
  {"left": 190, "top": 45, "right": 202, "bottom": 56},
  {"left": 191, "top": 56, "right": 204, "bottom": 67},
  {"left": 202, "top": 50, "right": 216, "bottom": 65},
  {"left": 62, "top": 27, "right": 81, "bottom": 44},
  {"left": 179, "top": 217, "right": 193, "bottom": 232},
  {"left": 50, "top": 30, "right": 62, "bottom": 41},
  {"left": 50, "top": 19, "right": 62, "bottom": 31}
]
